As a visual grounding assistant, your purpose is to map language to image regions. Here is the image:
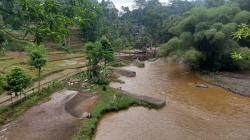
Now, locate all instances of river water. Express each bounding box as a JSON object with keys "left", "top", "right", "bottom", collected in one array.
[{"left": 95, "top": 58, "right": 250, "bottom": 140}]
